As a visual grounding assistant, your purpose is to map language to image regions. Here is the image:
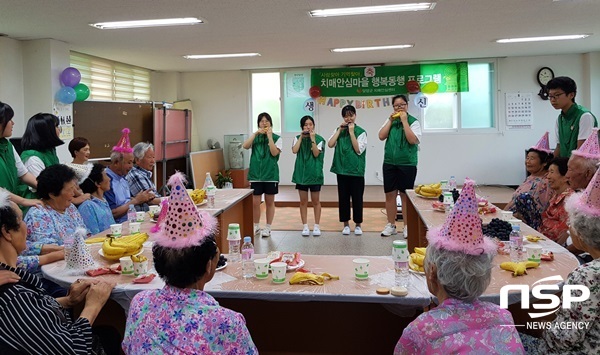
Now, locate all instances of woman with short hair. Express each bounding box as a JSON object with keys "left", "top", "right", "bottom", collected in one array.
[
  {"left": 78, "top": 163, "right": 115, "bottom": 235},
  {"left": 65, "top": 136, "right": 92, "bottom": 184},
  {"left": 538, "top": 157, "right": 573, "bottom": 244}
]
